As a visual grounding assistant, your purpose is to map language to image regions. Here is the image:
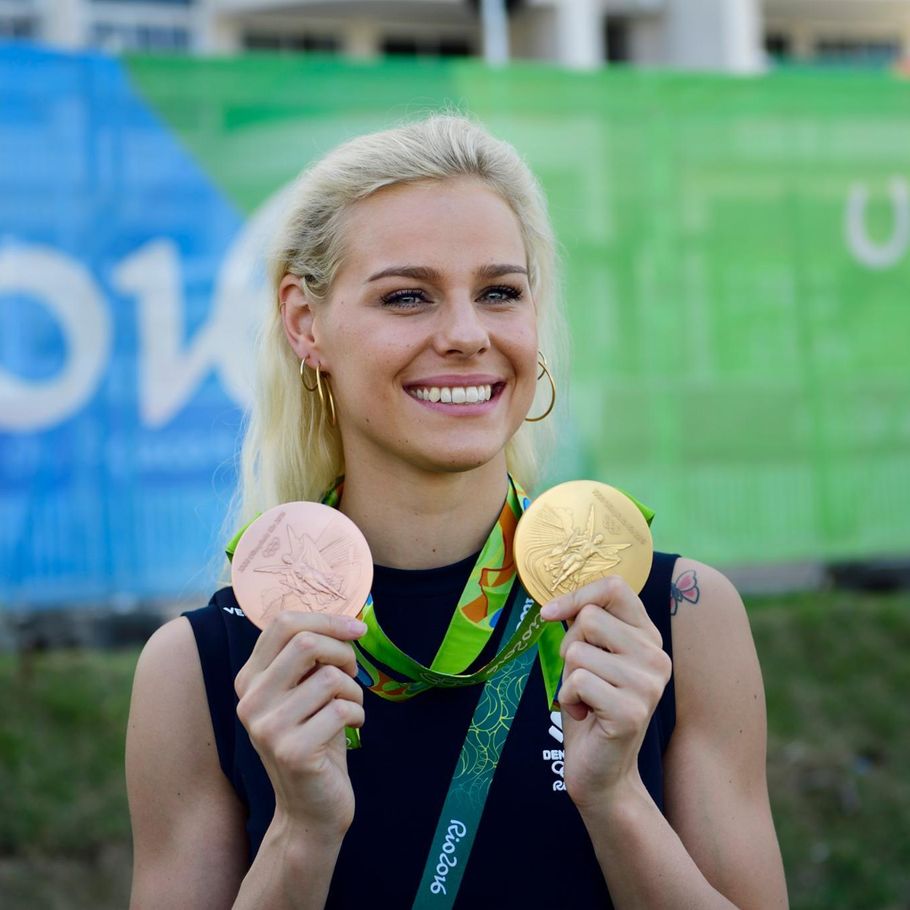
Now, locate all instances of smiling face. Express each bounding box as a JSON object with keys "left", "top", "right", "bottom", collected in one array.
[{"left": 281, "top": 176, "right": 539, "bottom": 481}]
